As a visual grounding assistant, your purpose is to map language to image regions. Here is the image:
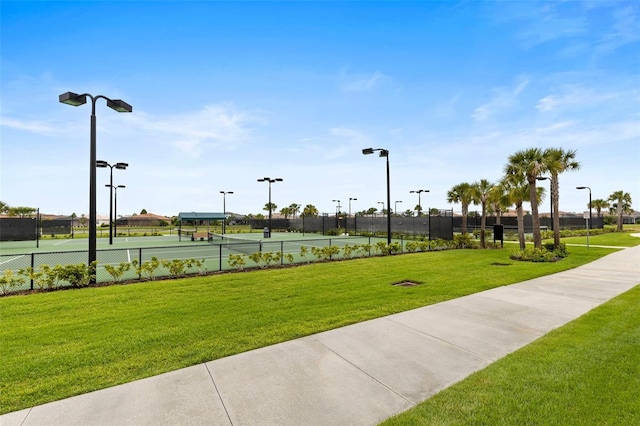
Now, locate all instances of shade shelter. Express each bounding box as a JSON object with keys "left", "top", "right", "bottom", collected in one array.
[{"left": 177, "top": 212, "right": 226, "bottom": 241}]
